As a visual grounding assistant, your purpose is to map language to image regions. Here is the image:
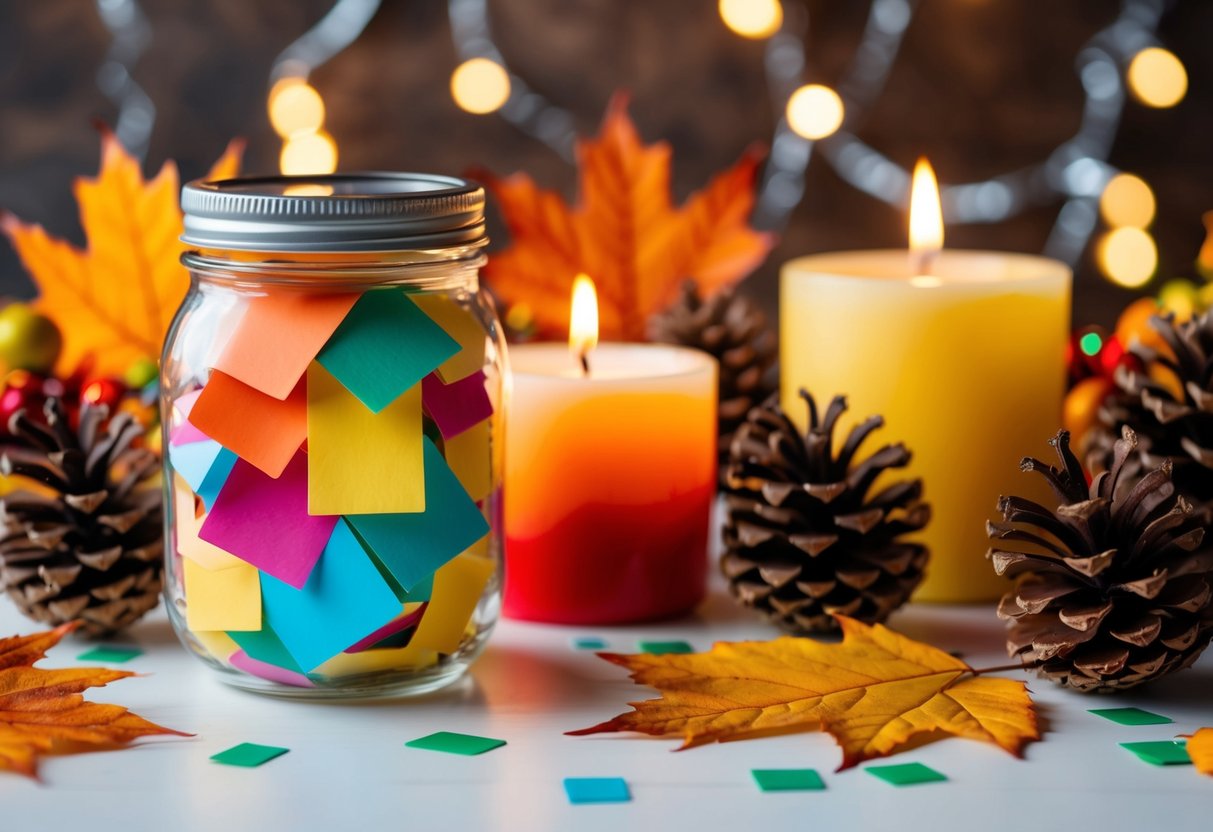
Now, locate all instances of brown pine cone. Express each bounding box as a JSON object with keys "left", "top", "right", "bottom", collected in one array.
[
  {"left": 721, "top": 390, "right": 930, "bottom": 634},
  {"left": 991, "top": 427, "right": 1213, "bottom": 692}
]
